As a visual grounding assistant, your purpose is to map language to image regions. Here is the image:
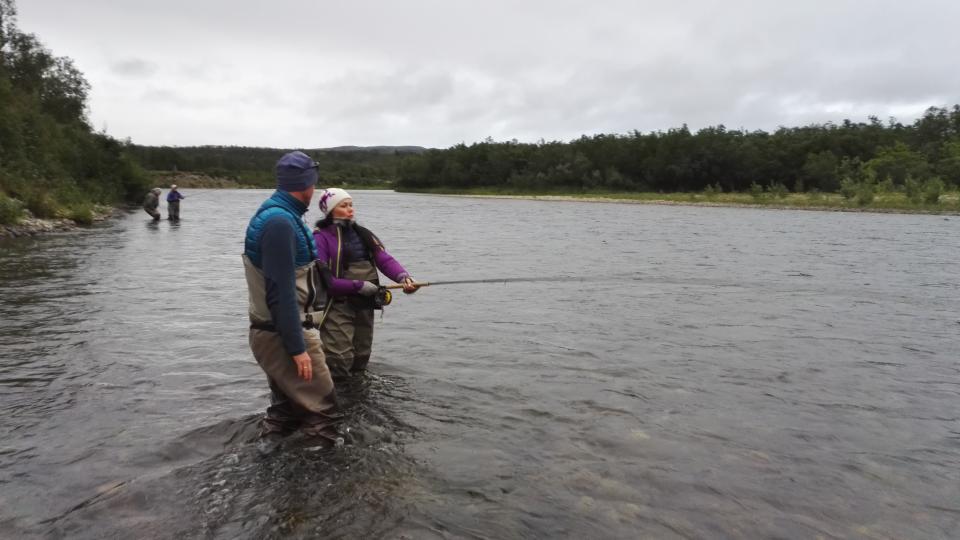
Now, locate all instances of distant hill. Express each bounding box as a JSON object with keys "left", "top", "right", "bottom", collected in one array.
[
  {"left": 322, "top": 145, "right": 428, "bottom": 154},
  {"left": 317, "top": 146, "right": 427, "bottom": 154}
]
